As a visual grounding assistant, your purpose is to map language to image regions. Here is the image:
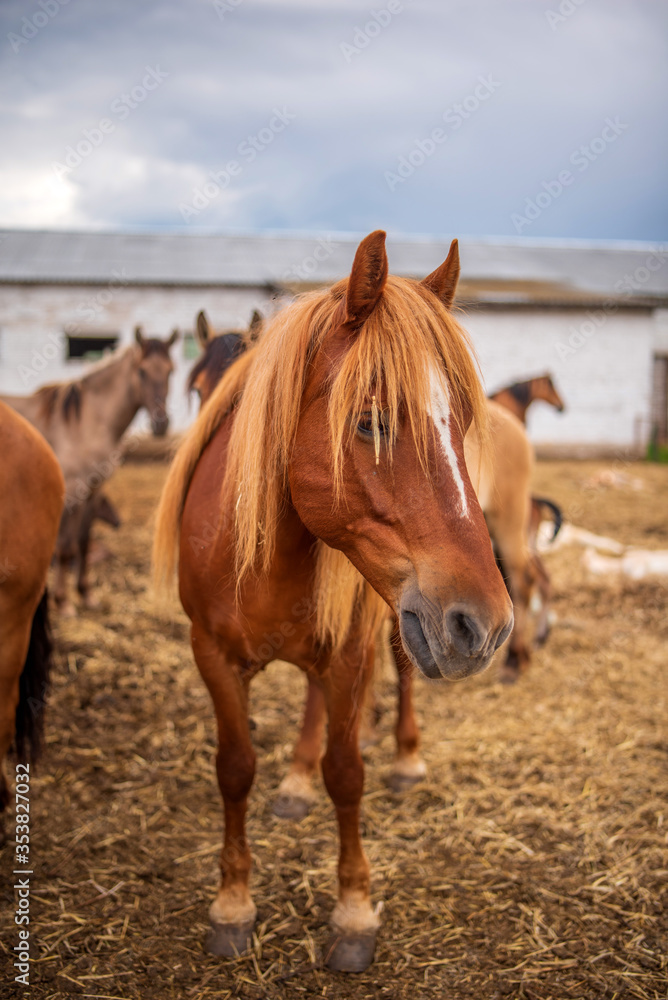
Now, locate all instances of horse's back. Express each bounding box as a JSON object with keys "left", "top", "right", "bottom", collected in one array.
[{"left": 466, "top": 399, "right": 532, "bottom": 529}]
